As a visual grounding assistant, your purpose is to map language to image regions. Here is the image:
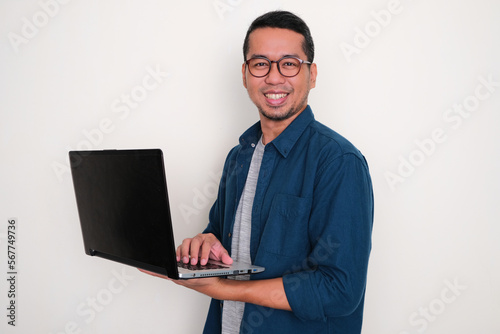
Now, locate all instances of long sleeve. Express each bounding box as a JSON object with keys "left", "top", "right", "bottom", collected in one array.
[{"left": 283, "top": 153, "right": 374, "bottom": 321}]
